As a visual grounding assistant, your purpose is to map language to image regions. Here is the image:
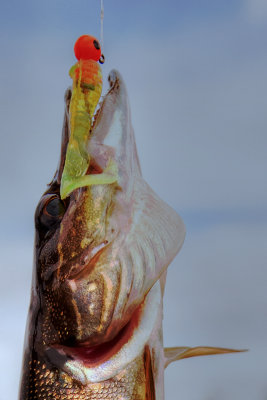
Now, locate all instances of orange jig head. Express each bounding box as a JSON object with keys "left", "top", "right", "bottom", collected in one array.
[{"left": 74, "top": 35, "right": 105, "bottom": 64}]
